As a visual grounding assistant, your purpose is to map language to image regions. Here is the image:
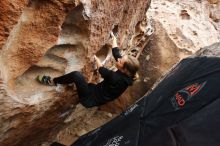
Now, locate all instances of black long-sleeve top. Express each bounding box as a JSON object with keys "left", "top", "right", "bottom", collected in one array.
[{"left": 94, "top": 47, "right": 133, "bottom": 104}]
